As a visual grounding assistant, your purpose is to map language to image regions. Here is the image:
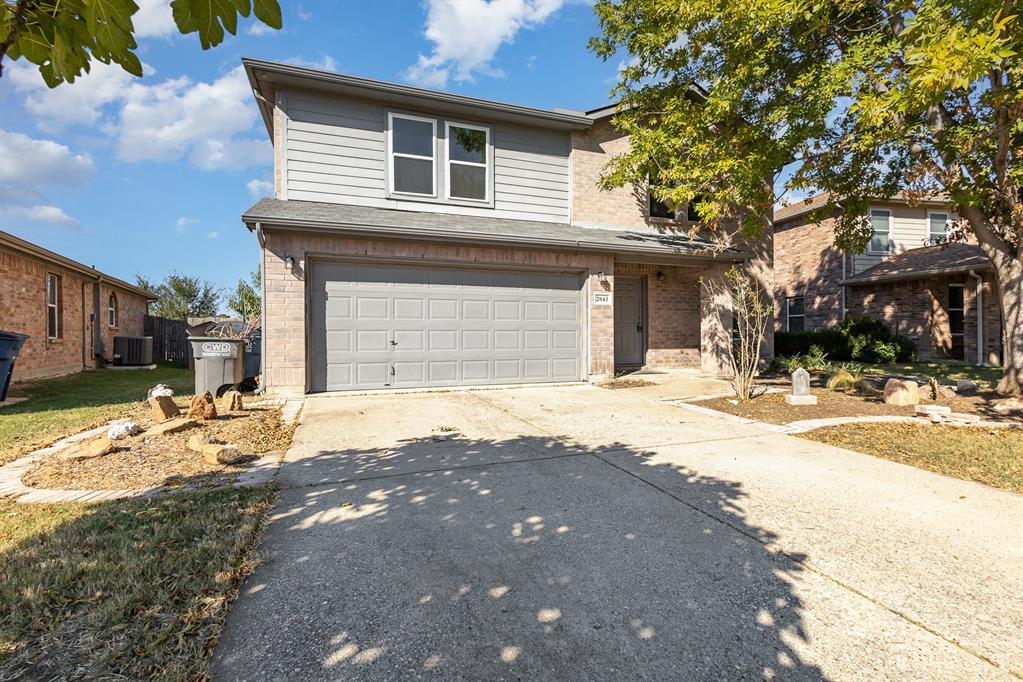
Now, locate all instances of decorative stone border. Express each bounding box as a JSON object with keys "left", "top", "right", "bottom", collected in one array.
[
  {"left": 670, "top": 401, "right": 1021, "bottom": 435},
  {"left": 0, "top": 397, "right": 305, "bottom": 504}
]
